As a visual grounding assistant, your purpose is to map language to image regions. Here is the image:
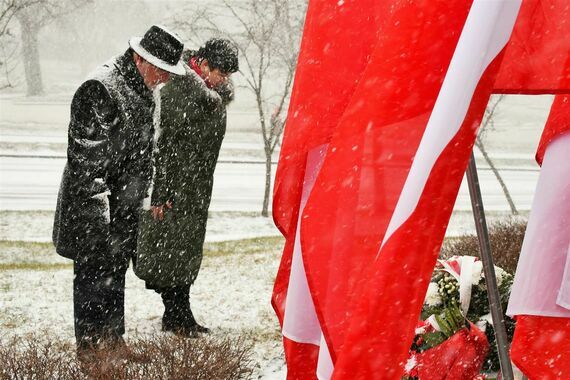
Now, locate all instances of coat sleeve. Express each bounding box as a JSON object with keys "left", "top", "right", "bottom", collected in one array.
[{"left": 66, "top": 80, "right": 119, "bottom": 198}]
